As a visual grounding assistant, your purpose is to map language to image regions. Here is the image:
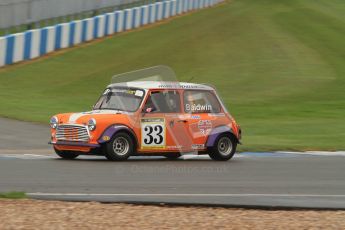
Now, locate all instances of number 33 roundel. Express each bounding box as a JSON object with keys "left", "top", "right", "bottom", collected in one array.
[{"left": 141, "top": 118, "right": 166, "bottom": 149}]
